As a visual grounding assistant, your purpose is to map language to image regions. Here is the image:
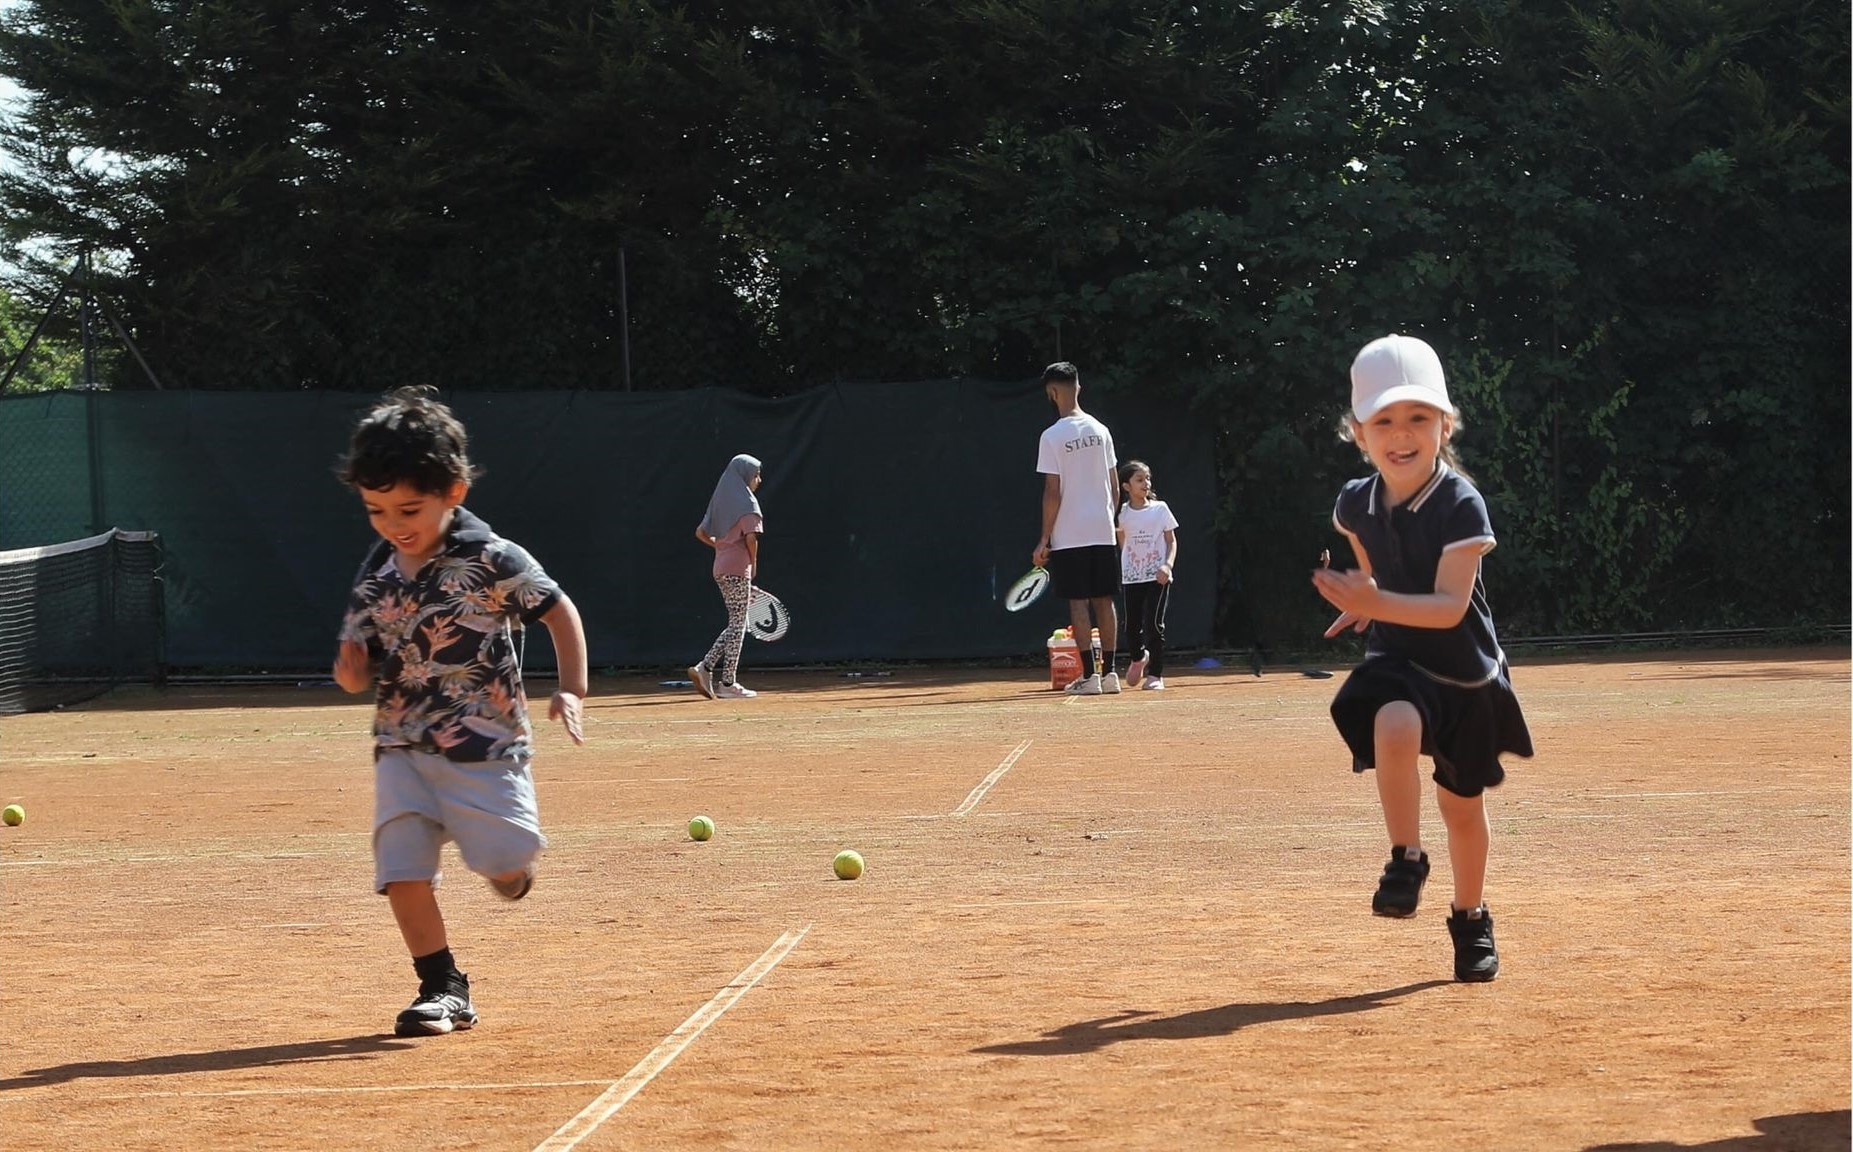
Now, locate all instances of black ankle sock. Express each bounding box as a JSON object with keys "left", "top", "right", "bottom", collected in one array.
[{"left": 413, "top": 947, "right": 458, "bottom": 987}]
